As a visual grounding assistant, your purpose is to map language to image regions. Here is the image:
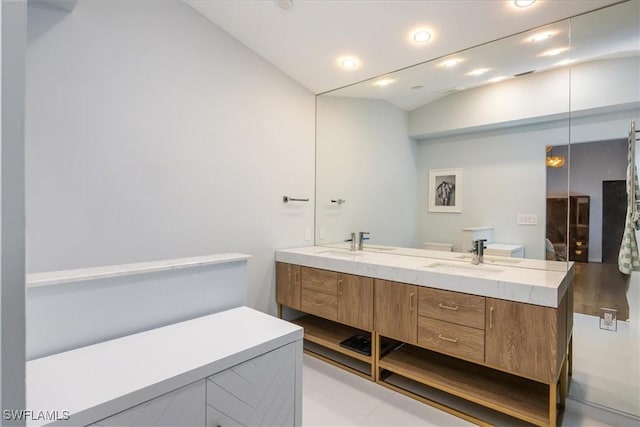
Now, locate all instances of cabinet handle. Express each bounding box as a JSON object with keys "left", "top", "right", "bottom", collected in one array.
[
  {"left": 312, "top": 300, "right": 322, "bottom": 306},
  {"left": 294, "top": 270, "right": 300, "bottom": 284},
  {"left": 438, "top": 303, "right": 459, "bottom": 311},
  {"left": 409, "top": 292, "right": 415, "bottom": 311},
  {"left": 338, "top": 279, "right": 343, "bottom": 295},
  {"left": 489, "top": 306, "right": 495, "bottom": 329},
  {"left": 312, "top": 279, "right": 324, "bottom": 285},
  {"left": 438, "top": 334, "right": 459, "bottom": 343}
]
